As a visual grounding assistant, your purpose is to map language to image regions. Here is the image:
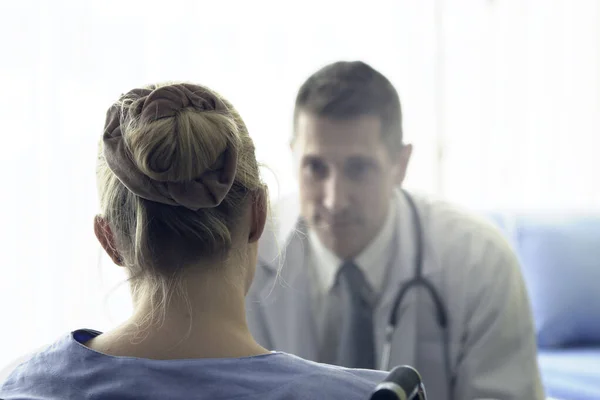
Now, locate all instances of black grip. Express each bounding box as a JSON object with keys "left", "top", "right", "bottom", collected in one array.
[{"left": 370, "top": 366, "right": 425, "bottom": 400}]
